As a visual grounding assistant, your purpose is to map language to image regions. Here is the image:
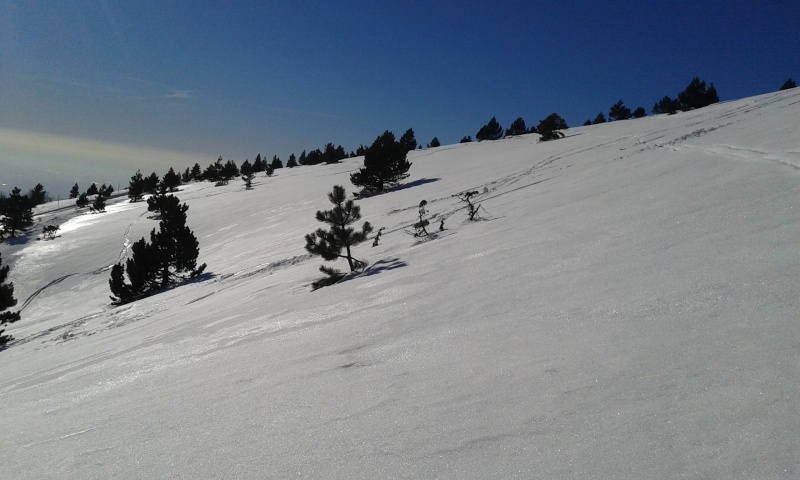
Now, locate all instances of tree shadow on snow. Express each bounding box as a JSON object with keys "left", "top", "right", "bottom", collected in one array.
[{"left": 338, "top": 258, "right": 408, "bottom": 285}]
